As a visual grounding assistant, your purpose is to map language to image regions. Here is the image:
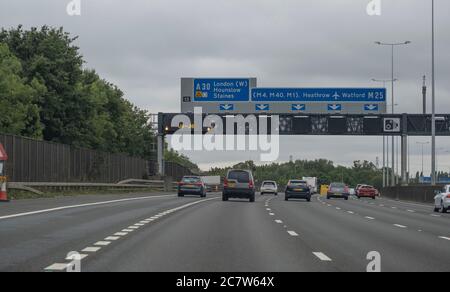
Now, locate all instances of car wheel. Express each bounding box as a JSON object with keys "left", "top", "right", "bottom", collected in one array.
[
  {"left": 222, "top": 195, "right": 228, "bottom": 201},
  {"left": 433, "top": 207, "right": 439, "bottom": 212},
  {"left": 344, "top": 196, "right": 349, "bottom": 201},
  {"left": 250, "top": 195, "right": 255, "bottom": 202},
  {"left": 372, "top": 196, "right": 376, "bottom": 200},
  {"left": 306, "top": 197, "right": 311, "bottom": 202},
  {"left": 285, "top": 196, "right": 289, "bottom": 201},
  {"left": 326, "top": 196, "right": 330, "bottom": 200},
  {"left": 178, "top": 193, "right": 184, "bottom": 197},
  {"left": 260, "top": 192, "right": 264, "bottom": 196}
]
